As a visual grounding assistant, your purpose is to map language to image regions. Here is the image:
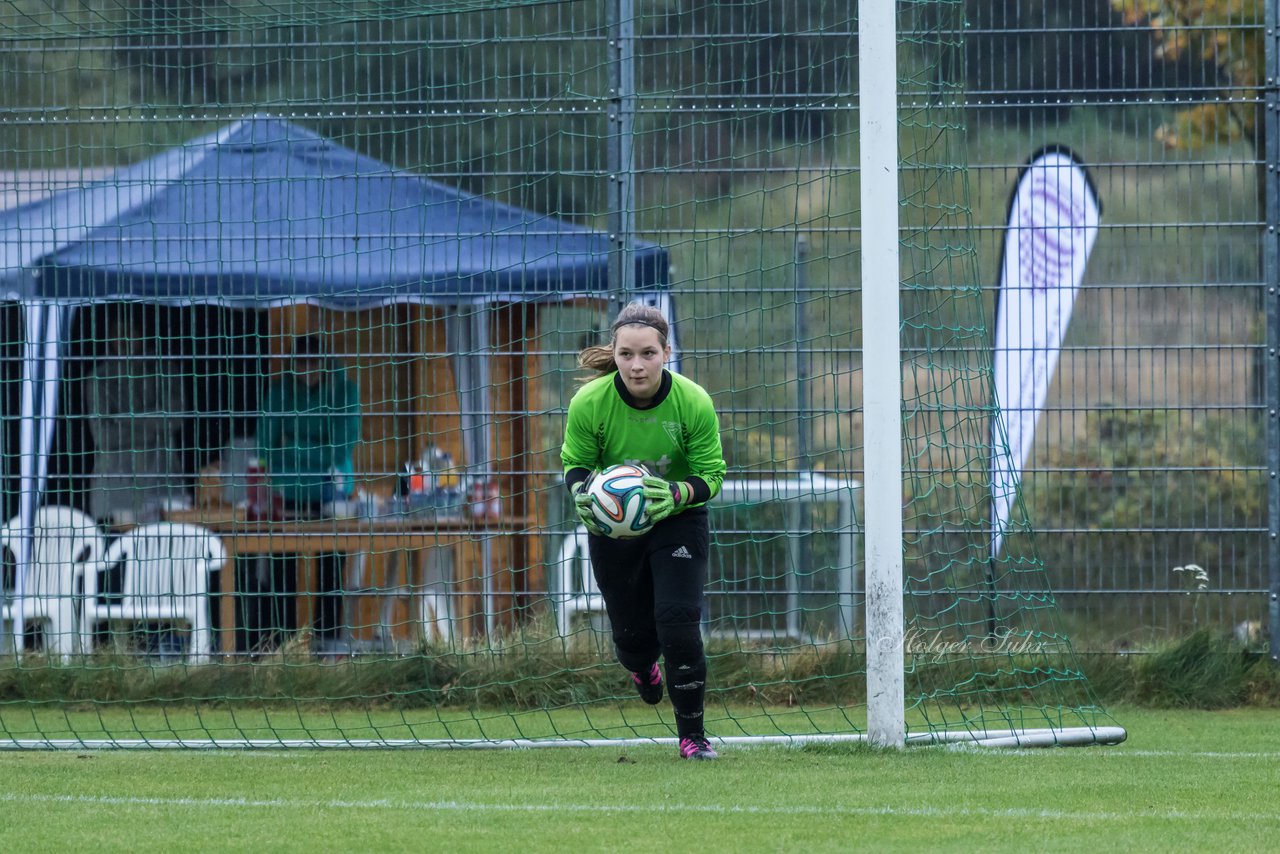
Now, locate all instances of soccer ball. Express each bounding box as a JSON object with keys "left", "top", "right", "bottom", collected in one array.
[{"left": 585, "top": 464, "right": 654, "bottom": 539}]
